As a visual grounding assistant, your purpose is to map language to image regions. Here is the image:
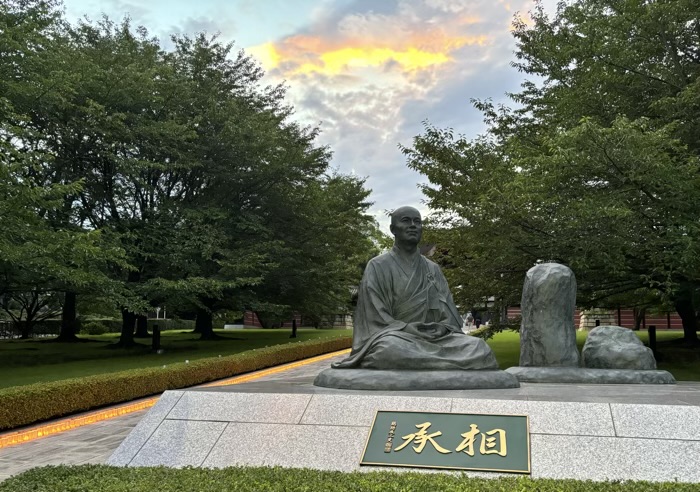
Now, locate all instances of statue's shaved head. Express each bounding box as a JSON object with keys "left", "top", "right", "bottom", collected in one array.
[
  {"left": 390, "top": 206, "right": 422, "bottom": 248},
  {"left": 390, "top": 206, "right": 421, "bottom": 227}
]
